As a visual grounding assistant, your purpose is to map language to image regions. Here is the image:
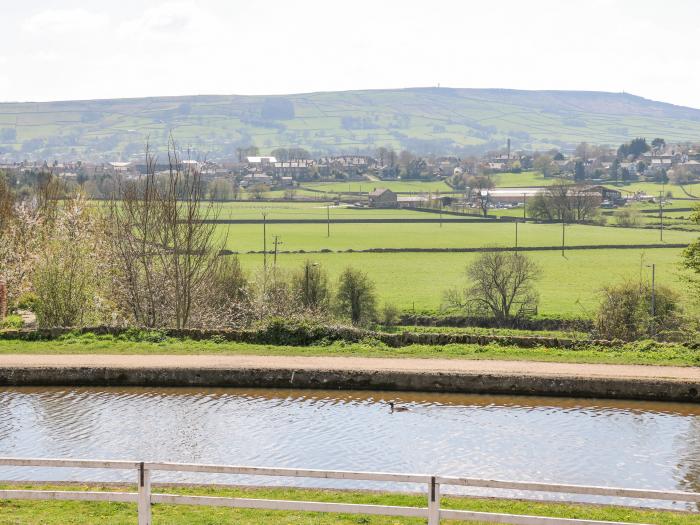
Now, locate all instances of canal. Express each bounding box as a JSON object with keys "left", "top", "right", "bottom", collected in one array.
[{"left": 1, "top": 386, "right": 699, "bottom": 507}]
